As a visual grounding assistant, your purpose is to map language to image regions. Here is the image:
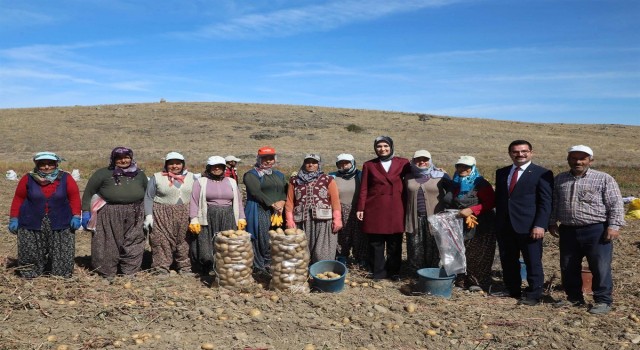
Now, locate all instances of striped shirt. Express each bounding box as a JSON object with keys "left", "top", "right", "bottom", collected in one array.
[{"left": 550, "top": 169, "right": 625, "bottom": 230}]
